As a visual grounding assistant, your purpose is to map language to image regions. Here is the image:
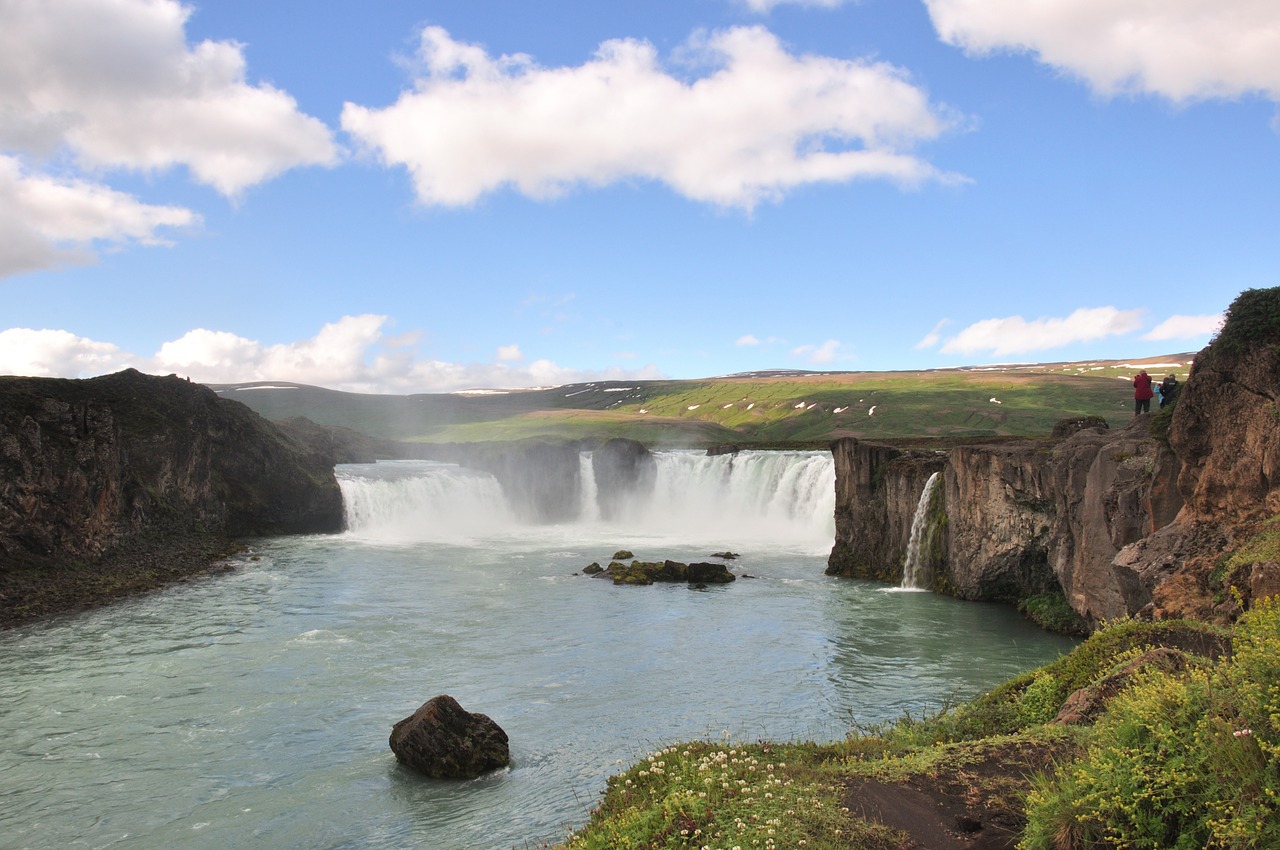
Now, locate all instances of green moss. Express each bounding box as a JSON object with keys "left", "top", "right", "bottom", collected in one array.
[{"left": 1019, "top": 590, "right": 1089, "bottom": 637}]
